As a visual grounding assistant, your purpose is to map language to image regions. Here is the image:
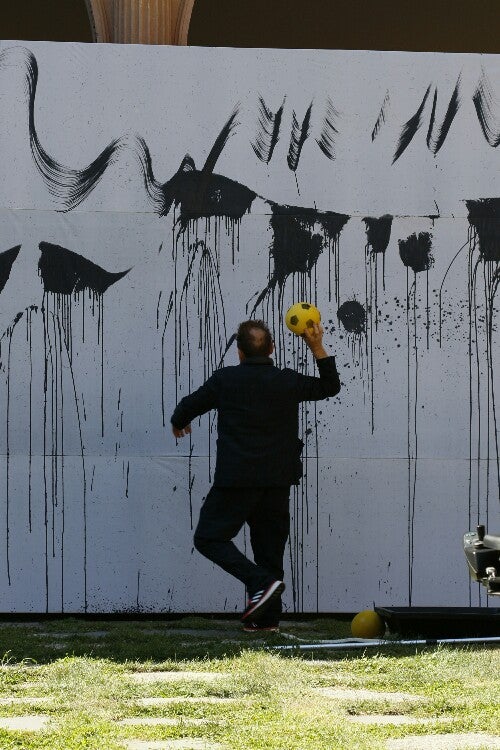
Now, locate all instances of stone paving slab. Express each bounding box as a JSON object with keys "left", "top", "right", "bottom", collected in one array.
[
  {"left": 118, "top": 718, "right": 211, "bottom": 726},
  {"left": 315, "top": 687, "right": 423, "bottom": 702},
  {"left": 34, "top": 631, "right": 109, "bottom": 638},
  {"left": 136, "top": 697, "right": 237, "bottom": 707},
  {"left": 386, "top": 734, "right": 500, "bottom": 750},
  {"left": 347, "top": 715, "right": 449, "bottom": 726},
  {"left": 123, "top": 741, "right": 224, "bottom": 750},
  {"left": 0, "top": 715, "right": 51, "bottom": 731},
  {"left": 0, "top": 696, "right": 53, "bottom": 705},
  {"left": 127, "top": 672, "right": 229, "bottom": 683}
]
